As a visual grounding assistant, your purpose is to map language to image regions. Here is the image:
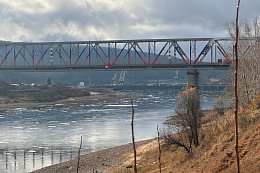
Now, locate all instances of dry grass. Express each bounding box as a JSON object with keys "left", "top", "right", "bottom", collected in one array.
[{"left": 109, "top": 95, "right": 260, "bottom": 172}]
